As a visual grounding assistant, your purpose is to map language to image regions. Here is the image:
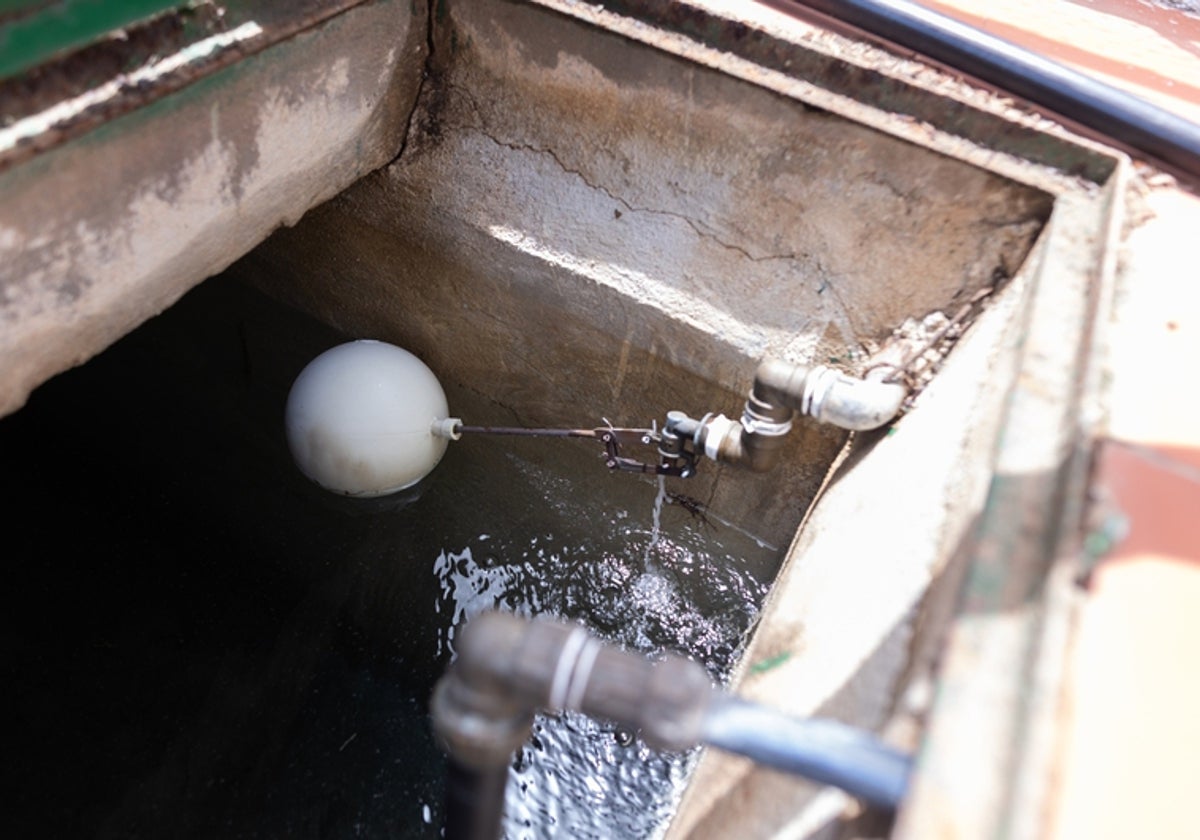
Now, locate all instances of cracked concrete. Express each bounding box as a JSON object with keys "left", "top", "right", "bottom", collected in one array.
[
  {"left": 0, "top": 0, "right": 1132, "bottom": 837},
  {"left": 233, "top": 0, "right": 1050, "bottom": 545},
  {"left": 465, "top": 108, "right": 807, "bottom": 265},
  {"left": 0, "top": 0, "right": 427, "bottom": 418}
]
